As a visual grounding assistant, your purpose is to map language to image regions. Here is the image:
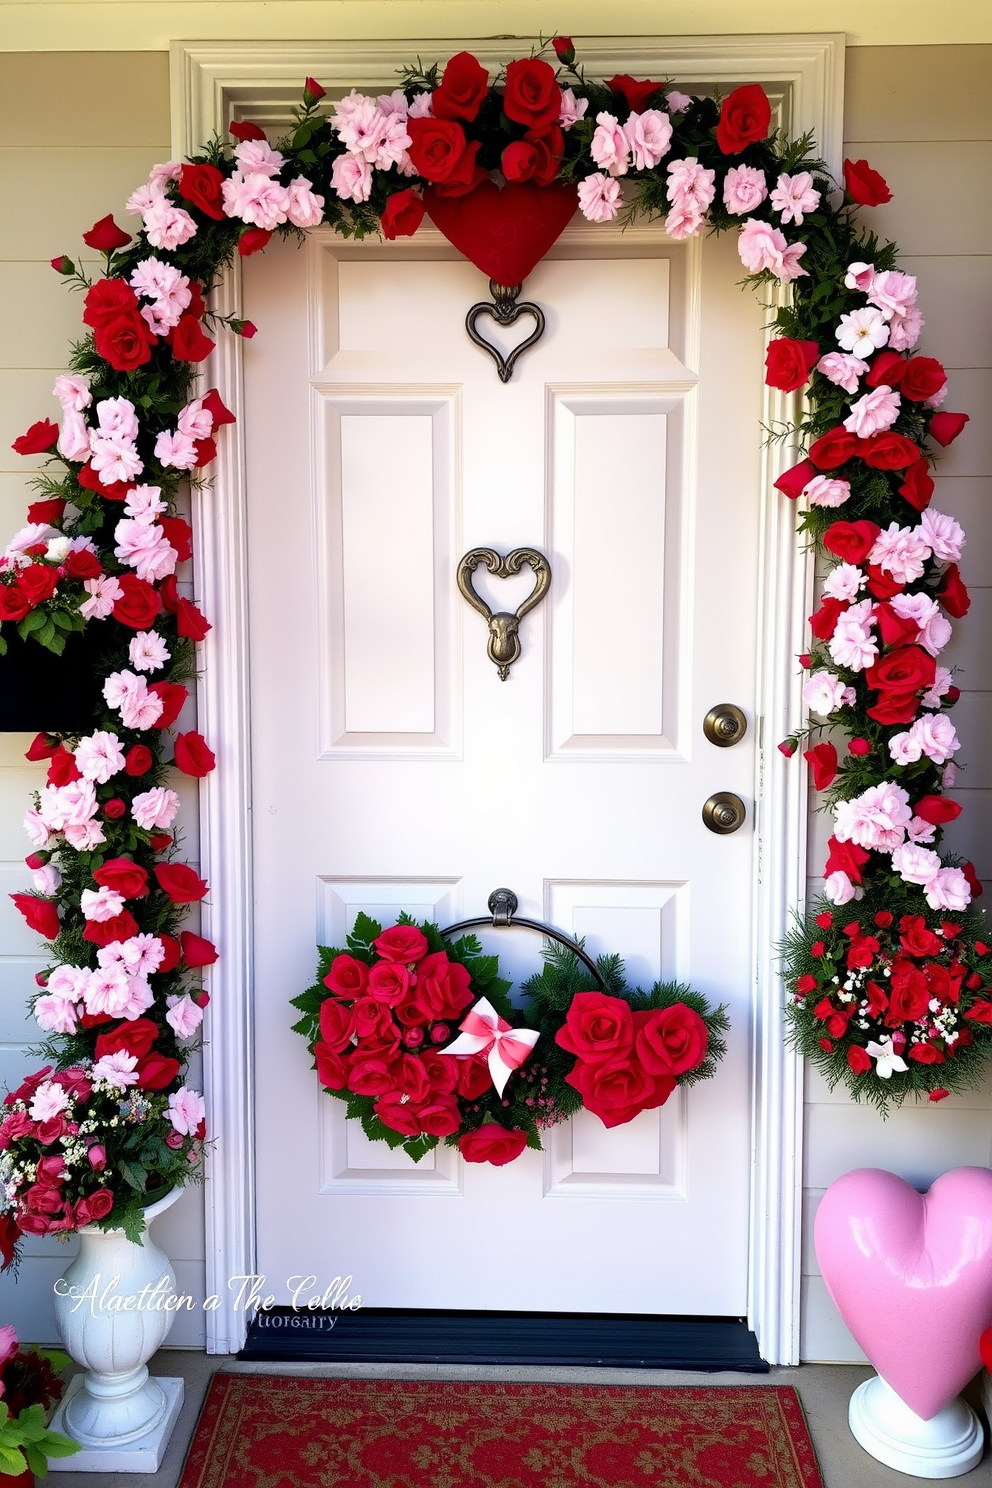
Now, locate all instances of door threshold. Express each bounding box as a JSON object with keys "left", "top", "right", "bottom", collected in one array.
[{"left": 238, "top": 1308, "right": 768, "bottom": 1372}]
